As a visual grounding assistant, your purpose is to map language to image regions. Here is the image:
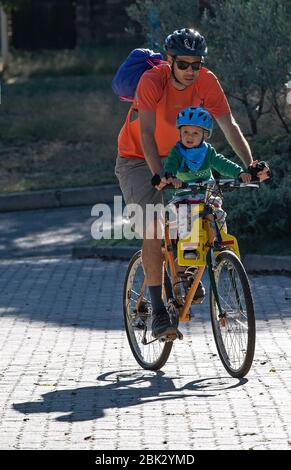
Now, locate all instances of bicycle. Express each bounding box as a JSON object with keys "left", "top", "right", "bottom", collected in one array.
[{"left": 123, "top": 178, "right": 259, "bottom": 378}]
